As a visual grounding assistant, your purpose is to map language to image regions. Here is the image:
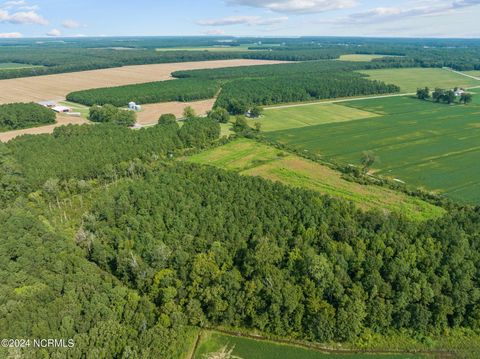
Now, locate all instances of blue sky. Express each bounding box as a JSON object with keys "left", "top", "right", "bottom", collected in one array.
[{"left": 1, "top": 0, "right": 480, "bottom": 38}]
